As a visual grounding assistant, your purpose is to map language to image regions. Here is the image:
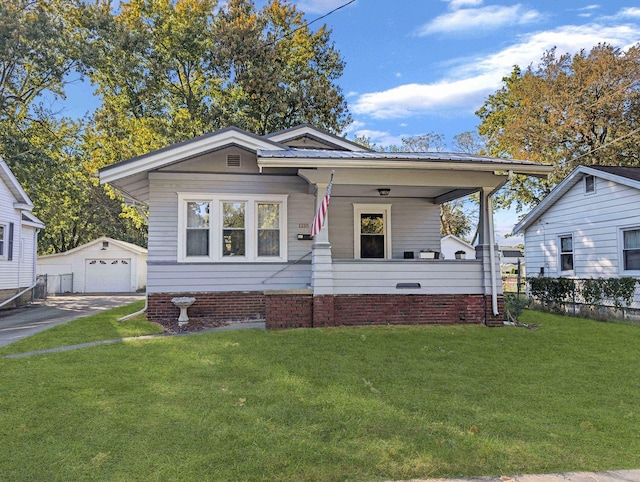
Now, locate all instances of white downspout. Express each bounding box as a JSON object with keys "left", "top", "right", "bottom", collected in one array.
[{"left": 117, "top": 292, "right": 147, "bottom": 321}]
